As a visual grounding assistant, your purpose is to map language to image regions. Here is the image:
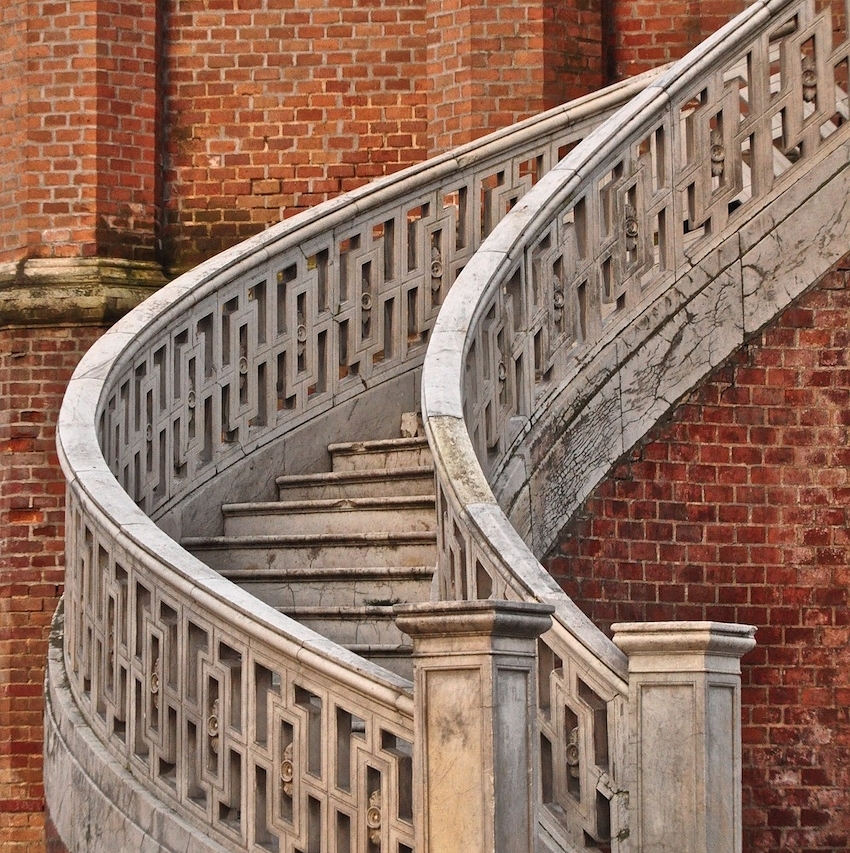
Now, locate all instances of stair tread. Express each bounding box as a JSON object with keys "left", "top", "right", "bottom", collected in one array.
[
  {"left": 328, "top": 436, "right": 429, "bottom": 453},
  {"left": 217, "top": 564, "right": 434, "bottom": 579},
  {"left": 275, "top": 465, "right": 433, "bottom": 487},
  {"left": 184, "top": 529, "right": 437, "bottom": 547},
  {"left": 278, "top": 604, "right": 402, "bottom": 616},
  {"left": 223, "top": 494, "right": 436, "bottom": 515}
]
